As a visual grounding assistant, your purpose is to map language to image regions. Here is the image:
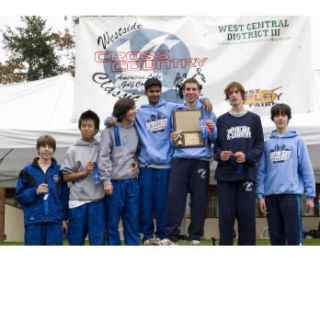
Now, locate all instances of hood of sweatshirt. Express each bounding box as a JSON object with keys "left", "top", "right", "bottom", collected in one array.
[{"left": 269, "top": 129, "right": 298, "bottom": 139}]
